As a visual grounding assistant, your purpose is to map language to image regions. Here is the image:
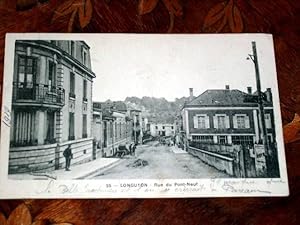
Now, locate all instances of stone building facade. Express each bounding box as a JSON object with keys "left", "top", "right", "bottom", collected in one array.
[
  {"left": 9, "top": 40, "right": 95, "bottom": 173},
  {"left": 150, "top": 123, "right": 175, "bottom": 137},
  {"left": 92, "top": 102, "right": 133, "bottom": 157},
  {"left": 181, "top": 86, "right": 276, "bottom": 146}
]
